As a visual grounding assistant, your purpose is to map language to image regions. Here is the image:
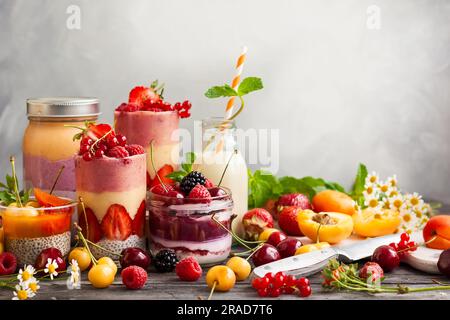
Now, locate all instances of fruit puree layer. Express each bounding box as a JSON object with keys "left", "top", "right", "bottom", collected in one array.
[
  {"left": 114, "top": 111, "right": 180, "bottom": 178},
  {"left": 75, "top": 154, "right": 146, "bottom": 221}
]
